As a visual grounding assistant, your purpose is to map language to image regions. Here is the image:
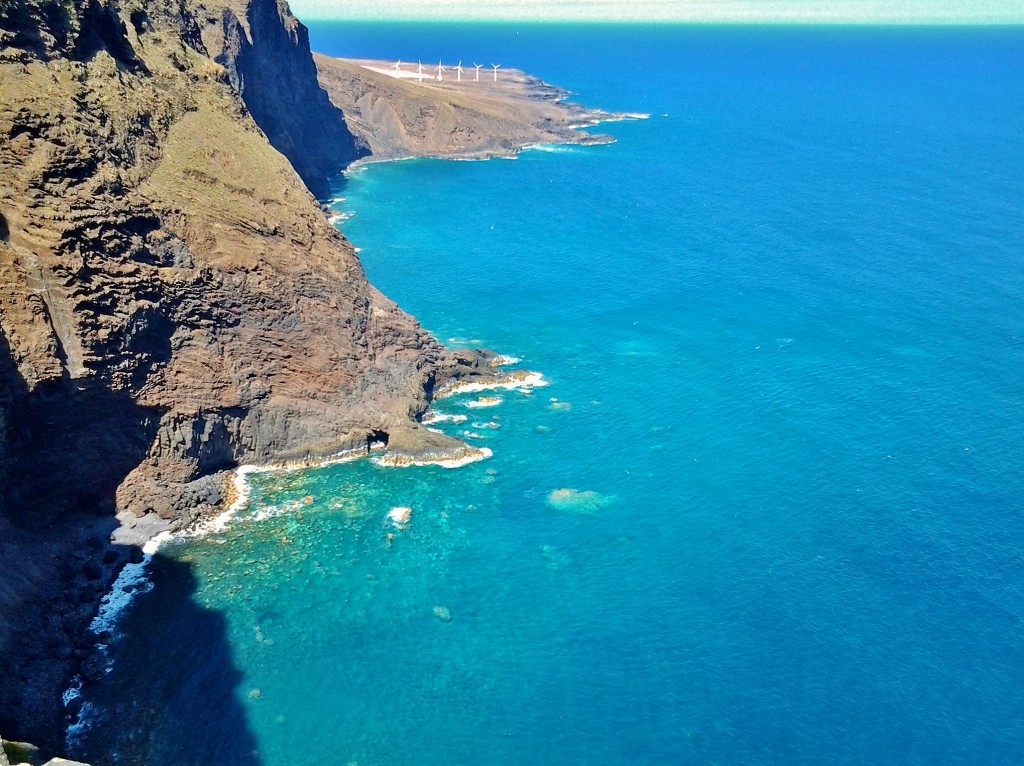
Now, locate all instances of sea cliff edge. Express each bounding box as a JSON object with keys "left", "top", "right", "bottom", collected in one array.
[{"left": 0, "top": 0, "right": 623, "bottom": 755}]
